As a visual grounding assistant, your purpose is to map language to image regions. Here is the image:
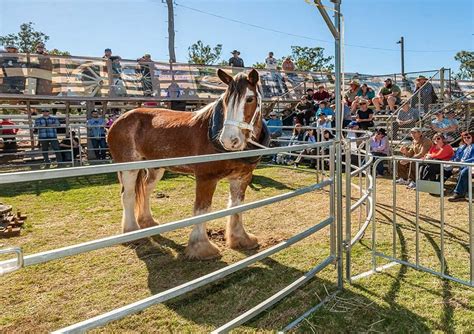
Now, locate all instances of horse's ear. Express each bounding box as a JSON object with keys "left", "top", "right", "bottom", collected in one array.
[
  {"left": 248, "top": 68, "right": 259, "bottom": 86},
  {"left": 217, "top": 69, "right": 233, "bottom": 85}
]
